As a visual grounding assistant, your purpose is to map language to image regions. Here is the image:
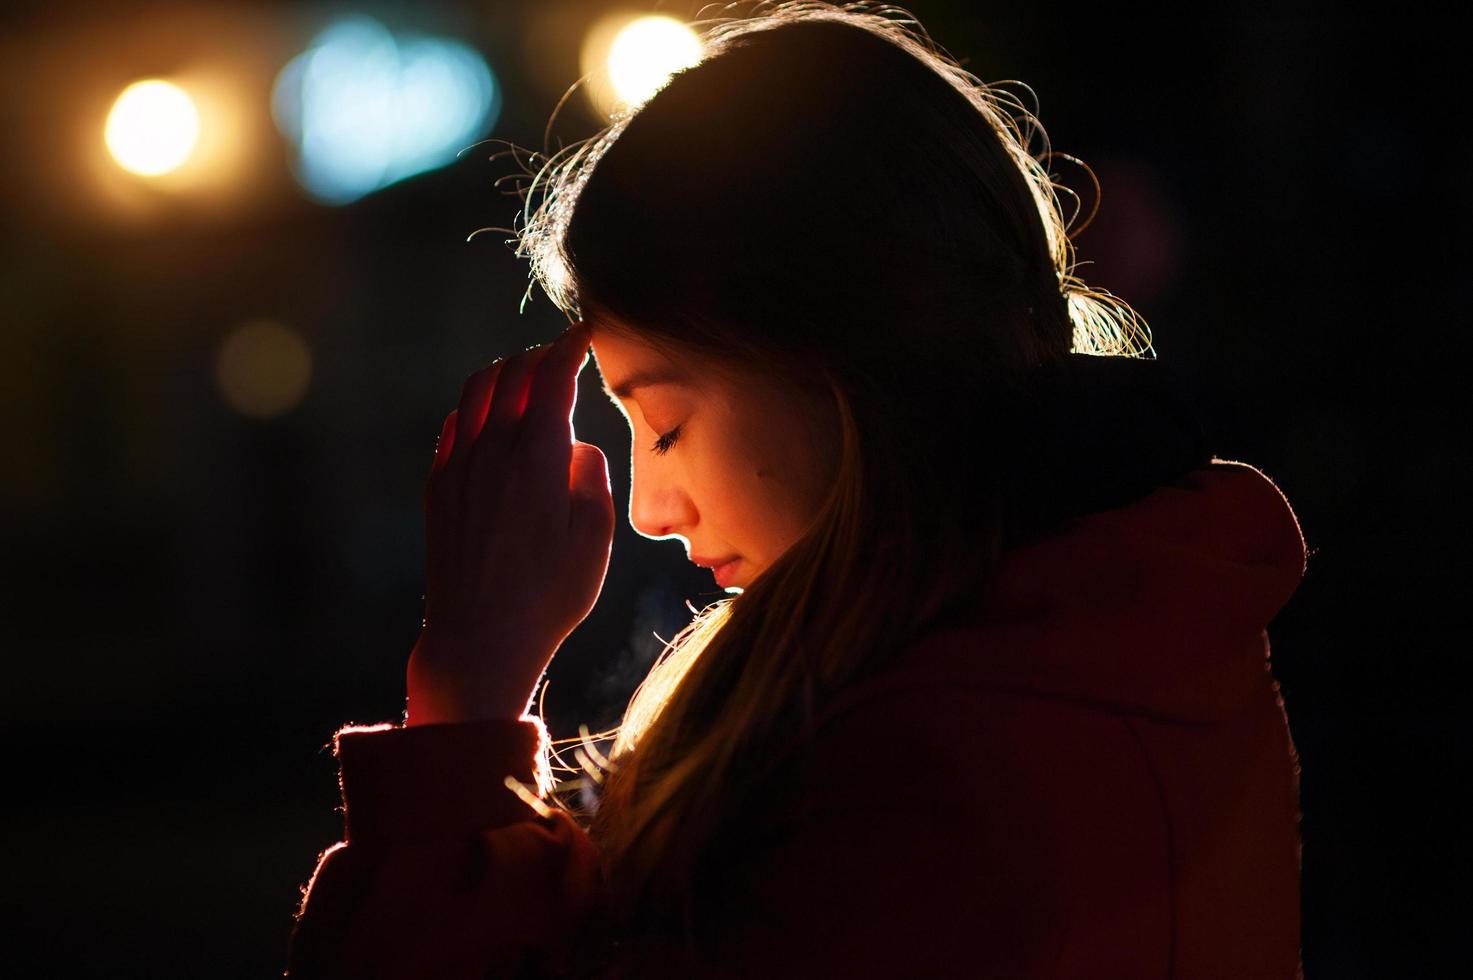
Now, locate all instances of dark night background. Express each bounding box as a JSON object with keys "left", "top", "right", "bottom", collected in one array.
[{"left": 1, "top": 2, "right": 1462, "bottom": 976}]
